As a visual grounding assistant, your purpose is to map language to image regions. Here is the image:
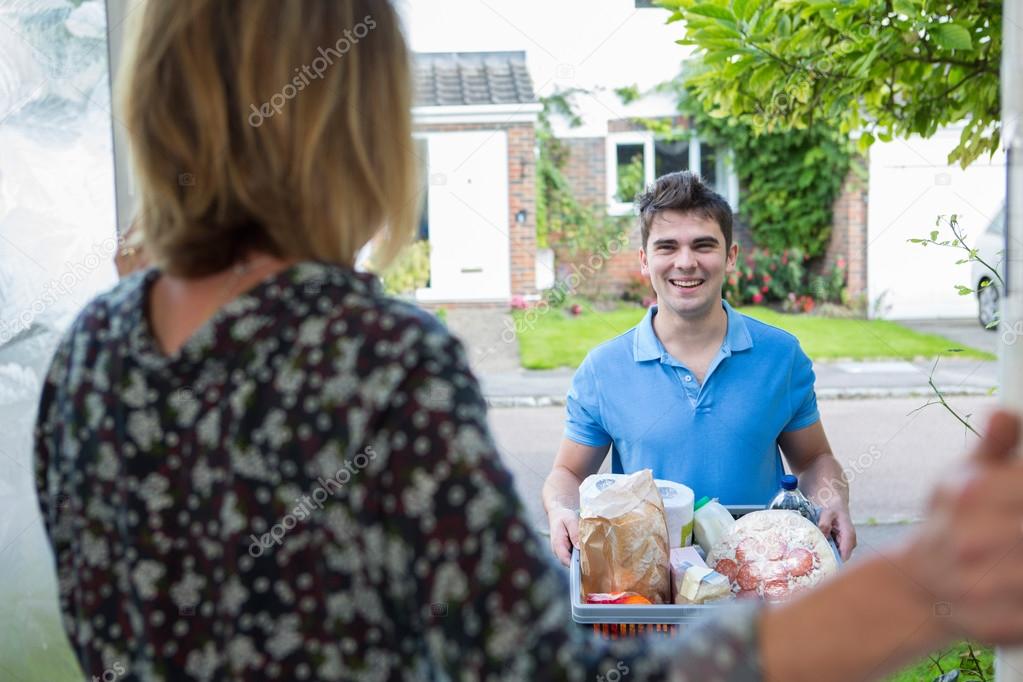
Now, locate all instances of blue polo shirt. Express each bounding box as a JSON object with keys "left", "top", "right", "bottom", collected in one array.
[{"left": 564, "top": 302, "right": 819, "bottom": 506}]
